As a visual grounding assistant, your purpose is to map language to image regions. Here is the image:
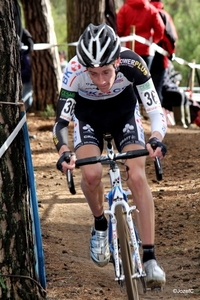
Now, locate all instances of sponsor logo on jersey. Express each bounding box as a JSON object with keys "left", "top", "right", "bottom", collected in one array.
[
  {"left": 120, "top": 135, "right": 136, "bottom": 148},
  {"left": 83, "top": 124, "right": 94, "bottom": 133},
  {"left": 85, "top": 81, "right": 97, "bottom": 86},
  {"left": 138, "top": 80, "right": 153, "bottom": 92},
  {"left": 70, "top": 61, "right": 81, "bottom": 72},
  {"left": 63, "top": 62, "right": 84, "bottom": 86},
  {"left": 68, "top": 69, "right": 87, "bottom": 87},
  {"left": 82, "top": 125, "right": 99, "bottom": 143},
  {"left": 84, "top": 86, "right": 99, "bottom": 91},
  {"left": 53, "top": 134, "right": 59, "bottom": 145},
  {"left": 120, "top": 58, "right": 148, "bottom": 75},
  {"left": 82, "top": 86, "right": 126, "bottom": 98},
  {"left": 146, "top": 103, "right": 161, "bottom": 112},
  {"left": 120, "top": 58, "right": 136, "bottom": 67},
  {"left": 60, "top": 89, "right": 76, "bottom": 99},
  {"left": 74, "top": 130, "right": 77, "bottom": 143},
  {"left": 134, "top": 61, "right": 148, "bottom": 76},
  {"left": 123, "top": 123, "right": 134, "bottom": 134},
  {"left": 63, "top": 67, "right": 73, "bottom": 85},
  {"left": 135, "top": 103, "right": 141, "bottom": 118},
  {"left": 162, "top": 124, "right": 167, "bottom": 135}
]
